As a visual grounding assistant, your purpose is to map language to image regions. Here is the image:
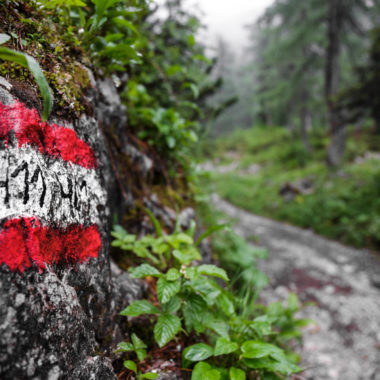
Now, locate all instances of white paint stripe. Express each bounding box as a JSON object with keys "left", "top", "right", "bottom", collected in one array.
[{"left": 0, "top": 144, "right": 107, "bottom": 227}]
